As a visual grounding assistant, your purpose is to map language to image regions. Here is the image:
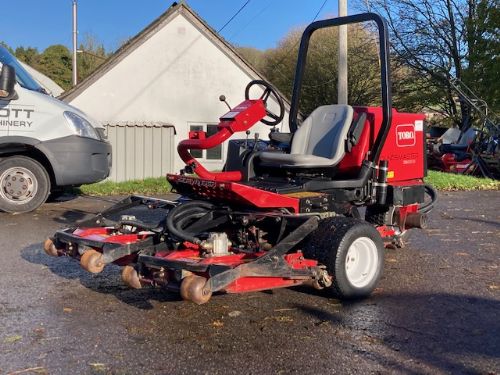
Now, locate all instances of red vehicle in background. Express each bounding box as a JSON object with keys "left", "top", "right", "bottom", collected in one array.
[{"left": 428, "top": 126, "right": 499, "bottom": 178}]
